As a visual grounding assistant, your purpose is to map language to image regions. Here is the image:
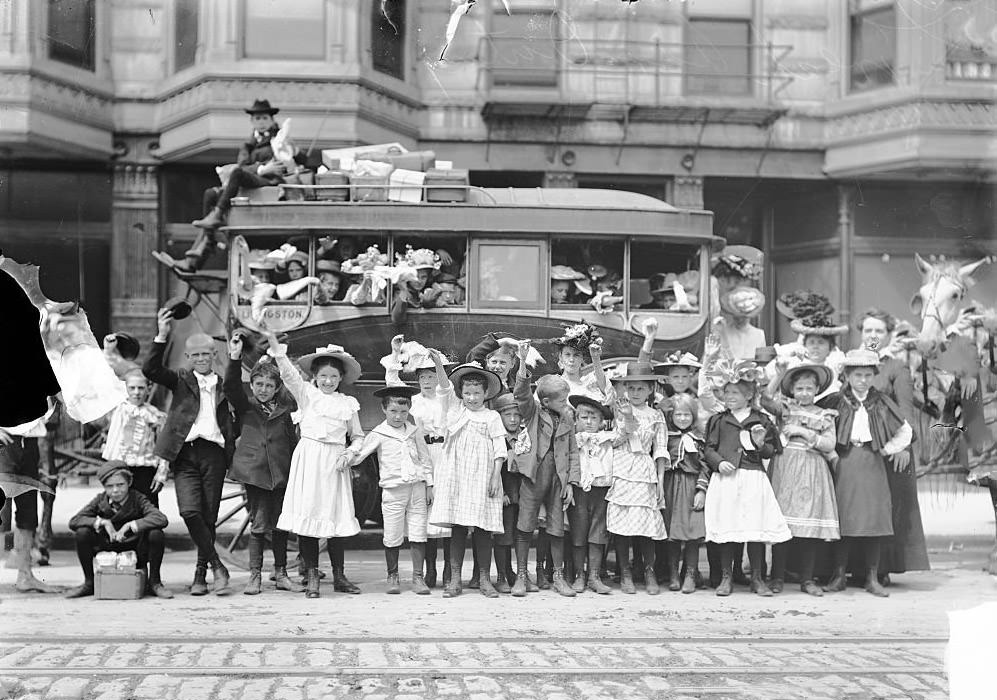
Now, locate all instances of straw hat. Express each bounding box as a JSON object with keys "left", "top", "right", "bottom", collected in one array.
[
  {"left": 550, "top": 265, "right": 586, "bottom": 281},
  {"left": 296, "top": 344, "right": 362, "bottom": 384},
  {"left": 841, "top": 348, "right": 881, "bottom": 371},
  {"left": 398, "top": 246, "right": 441, "bottom": 270},
  {"left": 654, "top": 350, "right": 702, "bottom": 371},
  {"left": 281, "top": 251, "right": 308, "bottom": 270},
  {"left": 448, "top": 362, "right": 503, "bottom": 401},
  {"left": 790, "top": 314, "right": 848, "bottom": 337},
  {"left": 610, "top": 361, "right": 662, "bottom": 384},
  {"left": 248, "top": 250, "right": 277, "bottom": 271},
  {"left": 568, "top": 394, "right": 612, "bottom": 419},
  {"left": 719, "top": 286, "right": 765, "bottom": 317},
  {"left": 779, "top": 363, "right": 834, "bottom": 398}
]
